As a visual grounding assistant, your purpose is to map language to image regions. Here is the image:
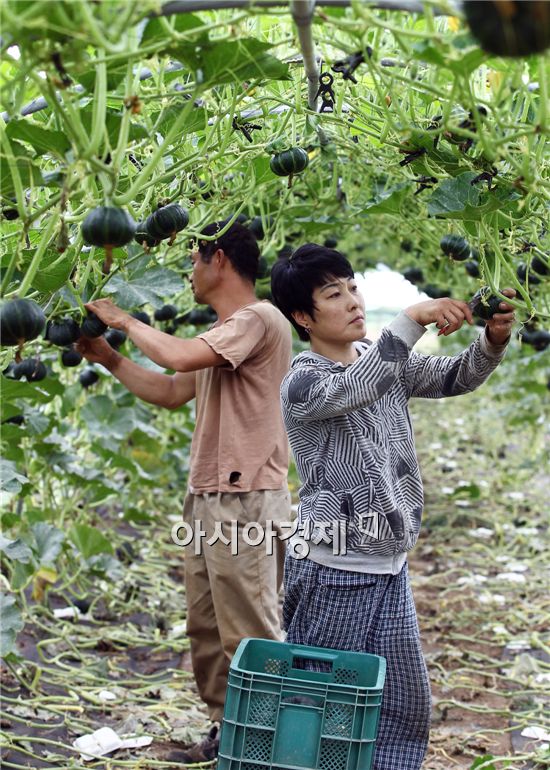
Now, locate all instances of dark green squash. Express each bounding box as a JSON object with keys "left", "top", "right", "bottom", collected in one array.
[
  {"left": 135, "top": 221, "right": 160, "bottom": 249},
  {"left": 80, "top": 368, "right": 100, "bottom": 388},
  {"left": 145, "top": 203, "right": 189, "bottom": 242},
  {"left": 153, "top": 304, "right": 178, "bottom": 322},
  {"left": 464, "top": 260, "right": 480, "bottom": 278},
  {"left": 81, "top": 312, "right": 108, "bottom": 338},
  {"left": 61, "top": 347, "right": 83, "bottom": 367},
  {"left": 104, "top": 329, "right": 127, "bottom": 349},
  {"left": 463, "top": 1, "right": 550, "bottom": 57},
  {"left": 0, "top": 298, "right": 46, "bottom": 347},
  {"left": 45, "top": 318, "right": 81, "bottom": 347},
  {"left": 270, "top": 148, "right": 309, "bottom": 178},
  {"left": 440, "top": 234, "right": 471, "bottom": 261},
  {"left": 403, "top": 267, "right": 424, "bottom": 285},
  {"left": 13, "top": 357, "right": 47, "bottom": 382},
  {"left": 470, "top": 287, "right": 507, "bottom": 320},
  {"left": 81, "top": 206, "right": 136, "bottom": 272},
  {"left": 131, "top": 310, "right": 151, "bottom": 326}
]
